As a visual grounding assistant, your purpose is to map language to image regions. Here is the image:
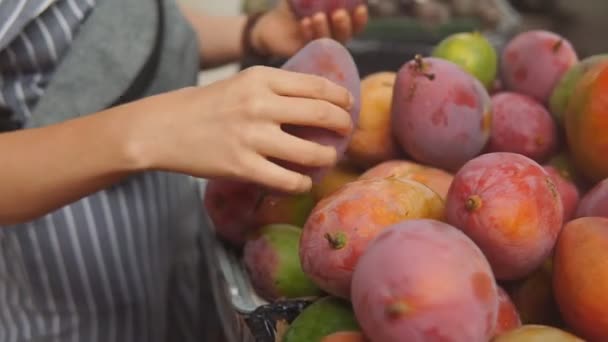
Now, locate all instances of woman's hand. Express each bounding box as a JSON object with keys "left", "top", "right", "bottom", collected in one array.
[
  {"left": 249, "top": 1, "right": 369, "bottom": 58},
  {"left": 131, "top": 66, "right": 354, "bottom": 193}
]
